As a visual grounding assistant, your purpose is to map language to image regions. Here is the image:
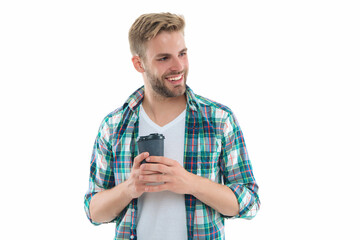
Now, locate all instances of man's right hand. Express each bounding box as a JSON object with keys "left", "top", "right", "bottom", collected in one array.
[
  {"left": 90, "top": 152, "right": 151, "bottom": 223},
  {"left": 126, "top": 152, "right": 151, "bottom": 199}
]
